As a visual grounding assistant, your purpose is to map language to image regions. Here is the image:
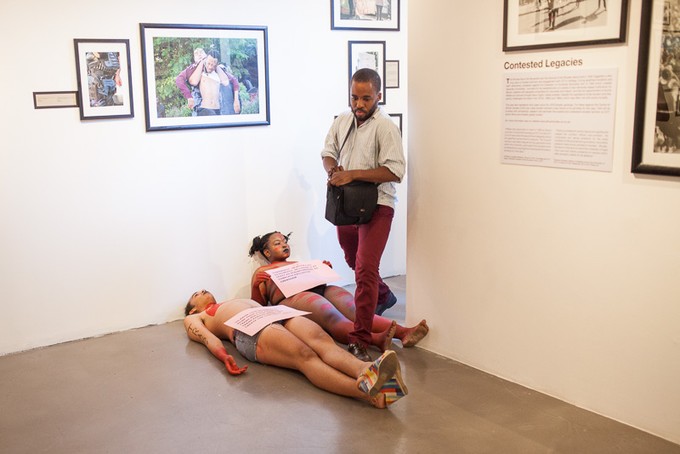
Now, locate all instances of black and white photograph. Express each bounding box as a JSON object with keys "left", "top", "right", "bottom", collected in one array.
[
  {"left": 348, "top": 41, "right": 386, "bottom": 105},
  {"left": 503, "top": 0, "right": 628, "bottom": 51},
  {"left": 632, "top": 0, "right": 680, "bottom": 176},
  {"left": 331, "top": 0, "right": 400, "bottom": 31},
  {"left": 389, "top": 113, "right": 402, "bottom": 134}
]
